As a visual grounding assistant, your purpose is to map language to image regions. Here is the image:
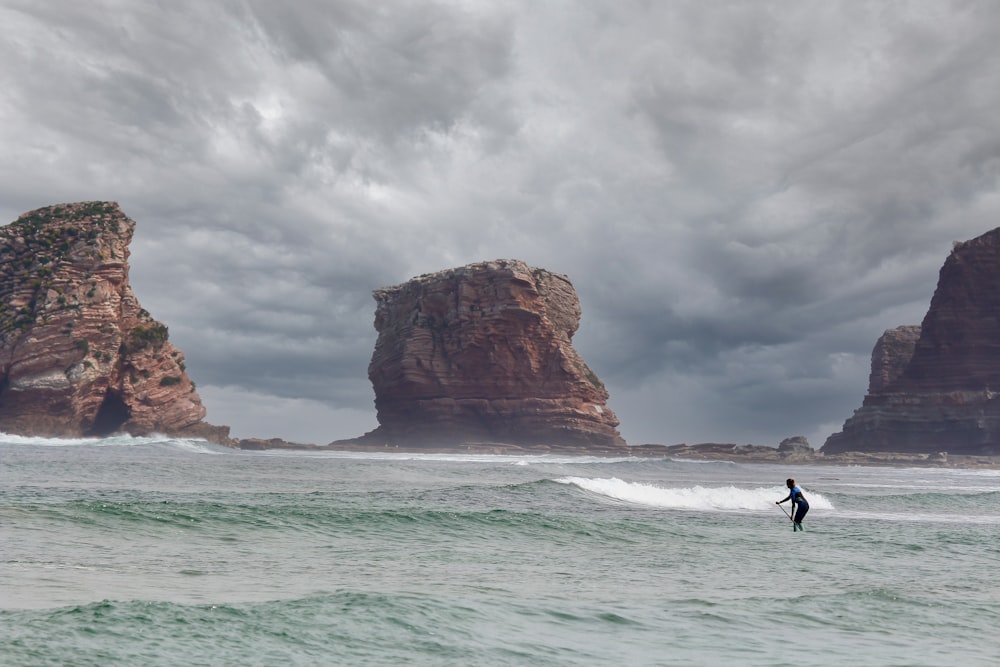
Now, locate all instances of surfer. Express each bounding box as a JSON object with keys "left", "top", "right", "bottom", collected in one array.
[{"left": 776, "top": 478, "right": 809, "bottom": 531}]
